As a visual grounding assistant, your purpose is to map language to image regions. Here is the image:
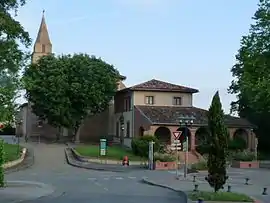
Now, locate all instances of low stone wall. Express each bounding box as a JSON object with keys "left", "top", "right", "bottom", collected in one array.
[
  {"left": 3, "top": 148, "right": 27, "bottom": 169},
  {"left": 231, "top": 160, "right": 259, "bottom": 169},
  {"left": 259, "top": 160, "right": 270, "bottom": 169},
  {"left": 155, "top": 161, "right": 176, "bottom": 170}
]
